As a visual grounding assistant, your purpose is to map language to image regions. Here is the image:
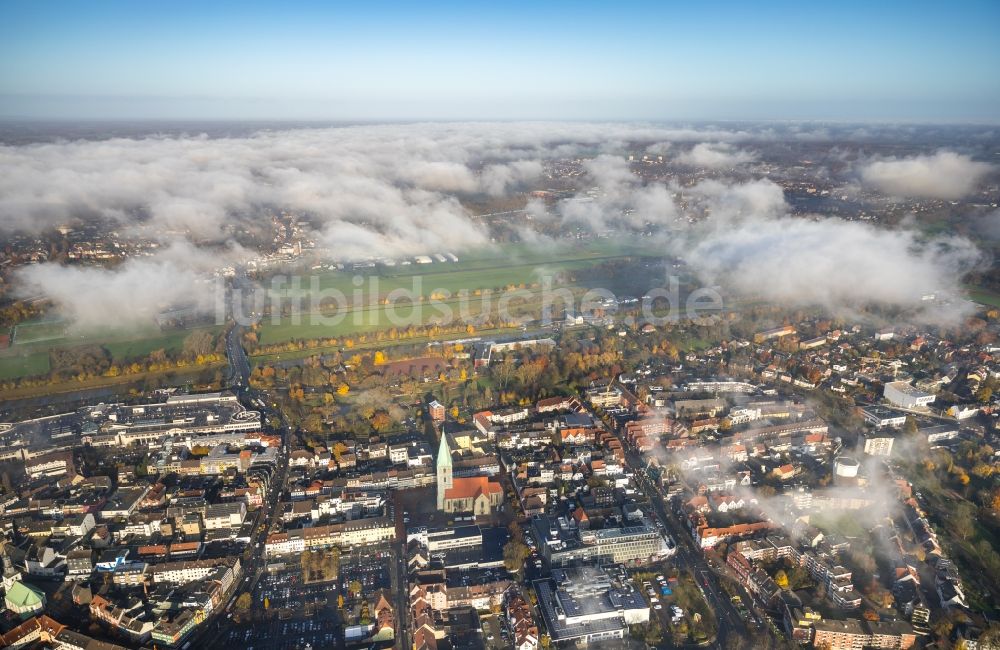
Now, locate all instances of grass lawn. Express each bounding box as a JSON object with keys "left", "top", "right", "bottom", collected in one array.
[
  {"left": 3, "top": 240, "right": 656, "bottom": 380},
  {"left": 255, "top": 241, "right": 665, "bottom": 347},
  {"left": 0, "top": 325, "right": 223, "bottom": 382},
  {"left": 0, "top": 351, "right": 51, "bottom": 381},
  {"left": 11, "top": 318, "right": 69, "bottom": 344},
  {"left": 250, "top": 326, "right": 518, "bottom": 366},
  {"left": 257, "top": 284, "right": 589, "bottom": 345},
  {"left": 272, "top": 240, "right": 658, "bottom": 301},
  {"left": 101, "top": 327, "right": 222, "bottom": 360},
  {"left": 809, "top": 511, "right": 868, "bottom": 538},
  {"left": 965, "top": 286, "right": 1000, "bottom": 309},
  {"left": 0, "top": 362, "right": 227, "bottom": 401}
]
